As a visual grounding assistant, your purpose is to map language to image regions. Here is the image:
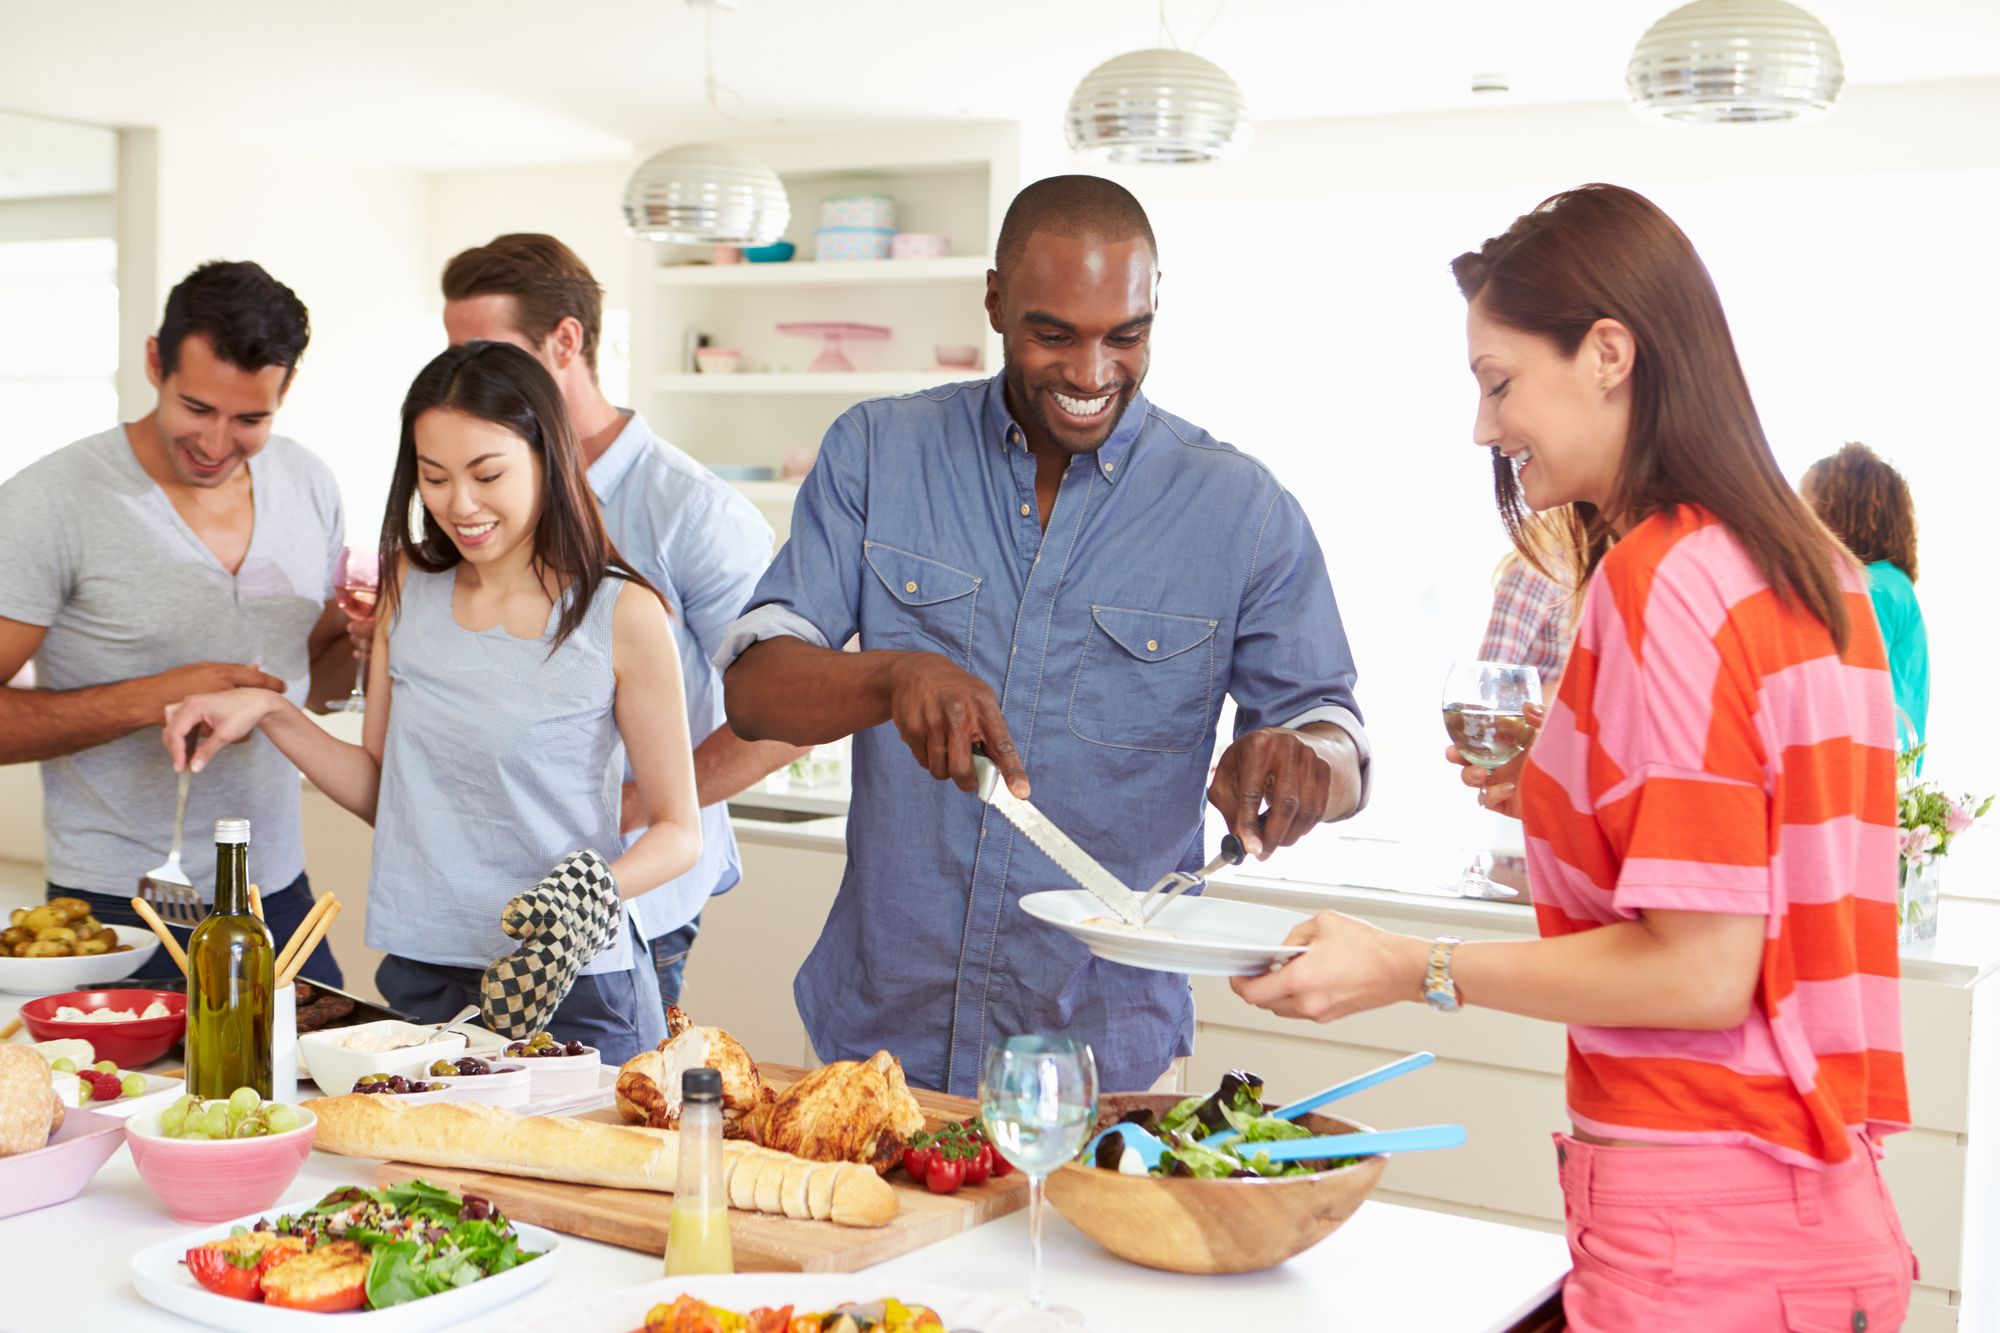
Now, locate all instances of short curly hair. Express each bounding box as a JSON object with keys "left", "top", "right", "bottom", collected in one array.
[{"left": 1802, "top": 442, "right": 1918, "bottom": 582}]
